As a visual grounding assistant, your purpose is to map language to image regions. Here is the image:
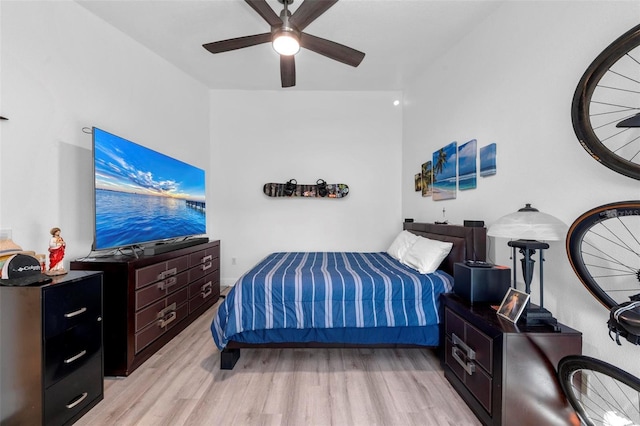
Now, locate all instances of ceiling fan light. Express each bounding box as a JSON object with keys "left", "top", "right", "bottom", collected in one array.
[{"left": 272, "top": 31, "right": 300, "bottom": 56}]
